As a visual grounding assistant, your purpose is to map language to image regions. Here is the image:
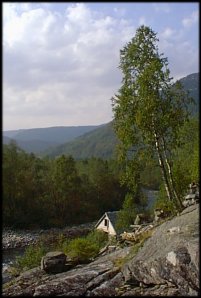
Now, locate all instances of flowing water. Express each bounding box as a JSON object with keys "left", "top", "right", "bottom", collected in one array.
[{"left": 2, "top": 247, "right": 26, "bottom": 284}]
